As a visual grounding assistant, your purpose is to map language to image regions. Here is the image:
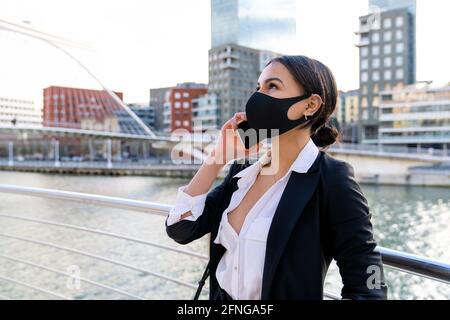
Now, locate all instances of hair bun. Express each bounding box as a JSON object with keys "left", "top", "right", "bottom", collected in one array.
[{"left": 311, "top": 124, "right": 339, "bottom": 148}]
